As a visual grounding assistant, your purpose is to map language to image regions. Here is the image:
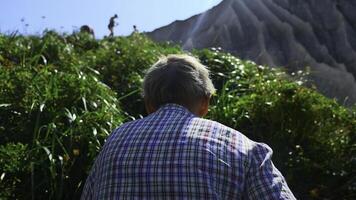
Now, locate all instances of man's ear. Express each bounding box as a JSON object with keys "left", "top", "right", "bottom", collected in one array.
[
  {"left": 144, "top": 98, "right": 156, "bottom": 114},
  {"left": 198, "top": 96, "right": 210, "bottom": 117}
]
